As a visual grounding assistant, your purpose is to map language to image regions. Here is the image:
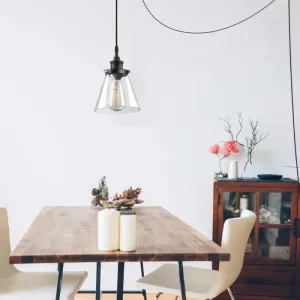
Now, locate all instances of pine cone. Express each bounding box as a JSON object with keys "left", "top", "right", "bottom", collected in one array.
[
  {"left": 91, "top": 198, "right": 99, "bottom": 206},
  {"left": 92, "top": 188, "right": 100, "bottom": 196},
  {"left": 121, "top": 187, "right": 142, "bottom": 199}
]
